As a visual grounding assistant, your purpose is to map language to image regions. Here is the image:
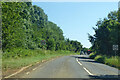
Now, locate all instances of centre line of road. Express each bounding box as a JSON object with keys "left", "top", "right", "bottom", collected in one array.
[
  {"left": 83, "top": 67, "right": 93, "bottom": 75},
  {"left": 76, "top": 58, "right": 82, "bottom": 65},
  {"left": 76, "top": 58, "right": 94, "bottom": 75}
]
